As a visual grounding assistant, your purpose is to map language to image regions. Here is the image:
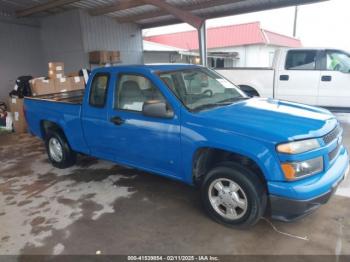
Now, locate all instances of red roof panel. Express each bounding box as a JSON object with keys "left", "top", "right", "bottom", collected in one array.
[
  {"left": 263, "top": 30, "right": 302, "bottom": 47},
  {"left": 144, "top": 22, "right": 302, "bottom": 50}
]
